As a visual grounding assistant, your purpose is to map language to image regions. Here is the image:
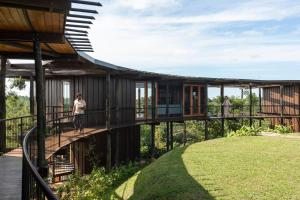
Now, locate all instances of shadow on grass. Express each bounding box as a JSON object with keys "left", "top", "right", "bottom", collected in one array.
[{"left": 114, "top": 146, "right": 217, "bottom": 200}]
